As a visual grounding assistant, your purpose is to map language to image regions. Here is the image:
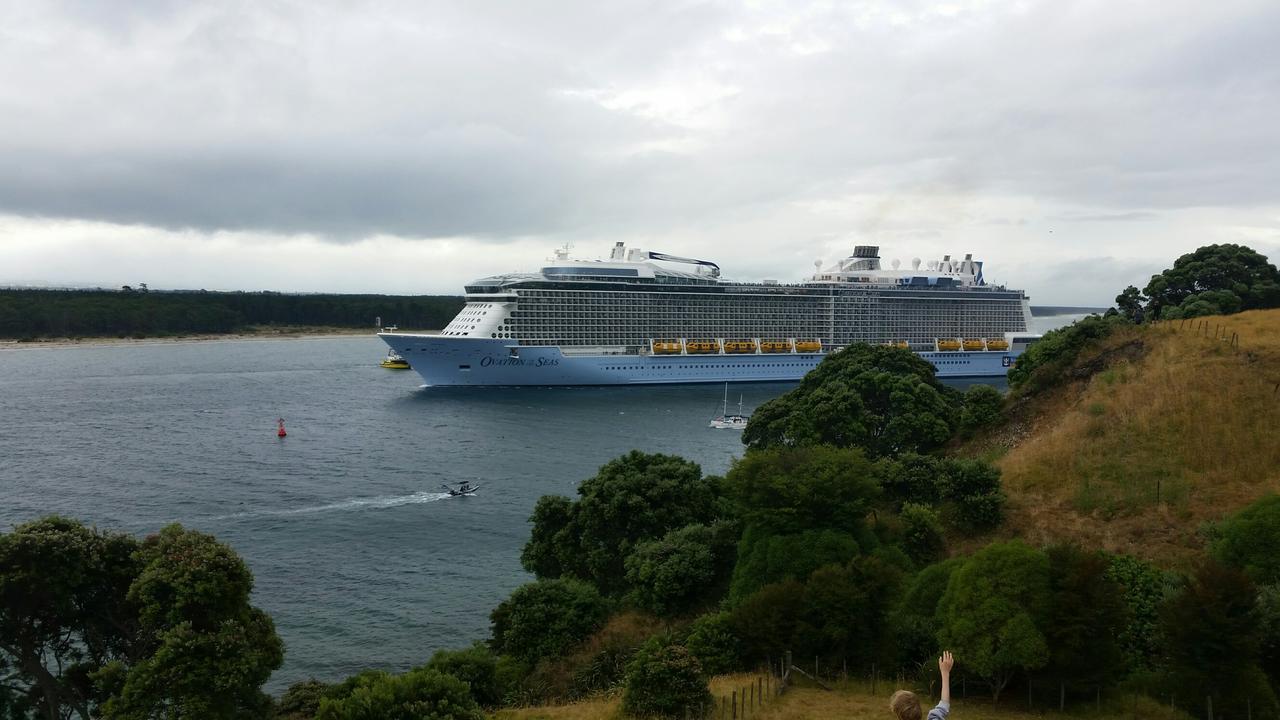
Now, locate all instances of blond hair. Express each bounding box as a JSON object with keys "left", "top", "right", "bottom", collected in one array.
[{"left": 890, "top": 690, "right": 922, "bottom": 720}]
